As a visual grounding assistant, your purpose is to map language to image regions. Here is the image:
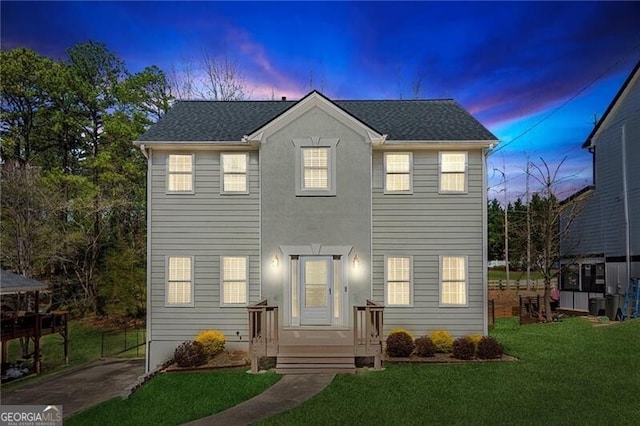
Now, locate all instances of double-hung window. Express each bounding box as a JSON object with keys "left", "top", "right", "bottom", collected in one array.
[
  {"left": 221, "top": 256, "right": 247, "bottom": 306},
  {"left": 302, "top": 148, "right": 329, "bottom": 189},
  {"left": 293, "top": 138, "right": 338, "bottom": 196},
  {"left": 167, "top": 154, "right": 193, "bottom": 193},
  {"left": 439, "top": 152, "right": 467, "bottom": 193},
  {"left": 384, "top": 152, "right": 412, "bottom": 193},
  {"left": 440, "top": 256, "right": 467, "bottom": 306},
  {"left": 385, "top": 256, "right": 412, "bottom": 306},
  {"left": 221, "top": 153, "right": 248, "bottom": 194},
  {"left": 166, "top": 256, "right": 194, "bottom": 306}
]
